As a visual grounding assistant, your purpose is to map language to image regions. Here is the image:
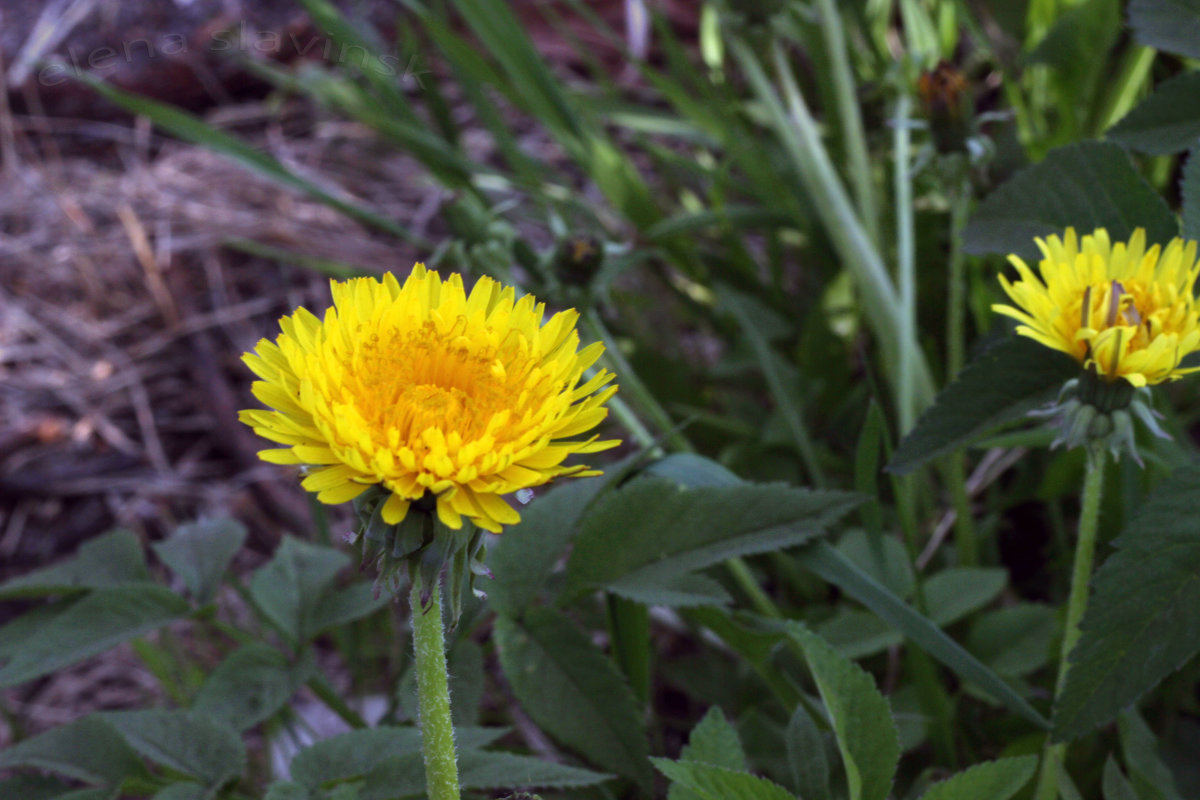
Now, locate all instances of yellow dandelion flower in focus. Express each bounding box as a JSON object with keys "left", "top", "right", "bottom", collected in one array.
[
  {"left": 993, "top": 227, "right": 1200, "bottom": 387},
  {"left": 239, "top": 265, "right": 619, "bottom": 533}
]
